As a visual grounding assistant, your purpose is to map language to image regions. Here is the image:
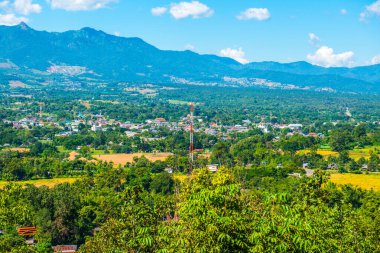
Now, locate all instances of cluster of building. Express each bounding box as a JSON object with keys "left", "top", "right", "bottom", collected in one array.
[{"left": 3, "top": 112, "right": 321, "bottom": 140}]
